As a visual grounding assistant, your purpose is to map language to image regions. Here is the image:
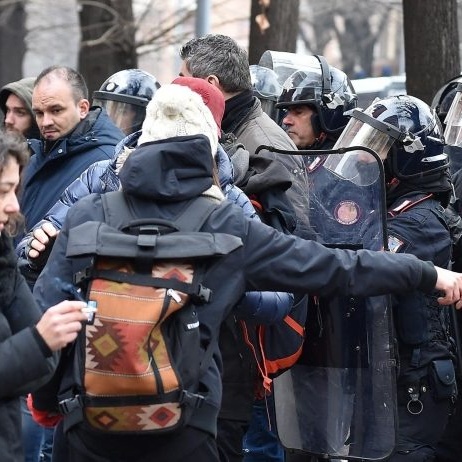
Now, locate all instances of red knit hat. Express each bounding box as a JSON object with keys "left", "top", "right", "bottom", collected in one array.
[{"left": 172, "top": 76, "right": 224, "bottom": 135}]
